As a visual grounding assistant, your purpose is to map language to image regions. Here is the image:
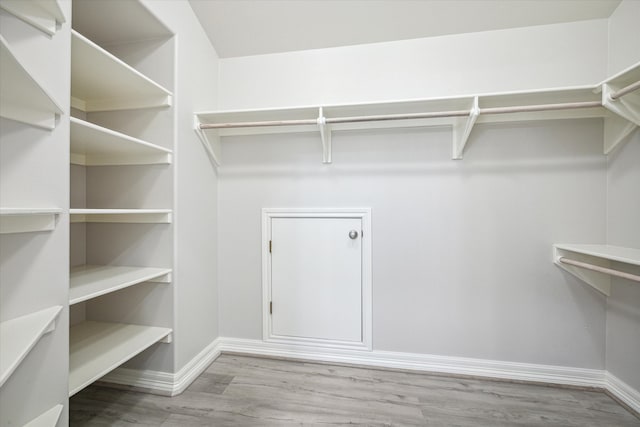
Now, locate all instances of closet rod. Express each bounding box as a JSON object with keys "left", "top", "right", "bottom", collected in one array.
[
  {"left": 558, "top": 257, "right": 640, "bottom": 283},
  {"left": 325, "top": 109, "right": 470, "bottom": 124},
  {"left": 610, "top": 80, "right": 640, "bottom": 100},
  {"left": 198, "top": 100, "right": 602, "bottom": 130},
  {"left": 200, "top": 118, "right": 318, "bottom": 129},
  {"left": 479, "top": 101, "right": 601, "bottom": 115}
]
